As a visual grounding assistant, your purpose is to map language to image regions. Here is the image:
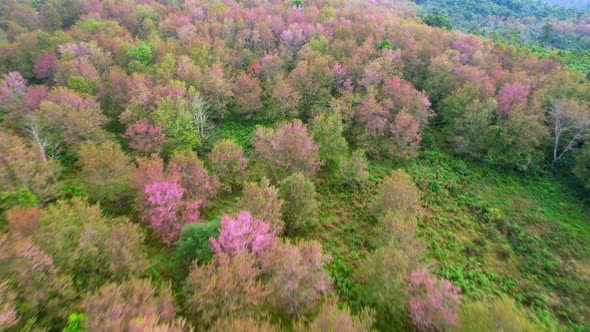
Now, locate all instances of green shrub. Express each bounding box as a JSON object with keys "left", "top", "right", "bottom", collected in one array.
[{"left": 171, "top": 220, "right": 221, "bottom": 282}]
